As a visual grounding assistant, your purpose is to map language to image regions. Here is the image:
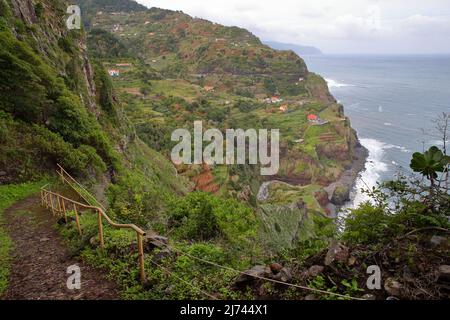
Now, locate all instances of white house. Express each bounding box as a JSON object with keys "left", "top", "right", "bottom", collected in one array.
[{"left": 108, "top": 69, "right": 120, "bottom": 77}]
